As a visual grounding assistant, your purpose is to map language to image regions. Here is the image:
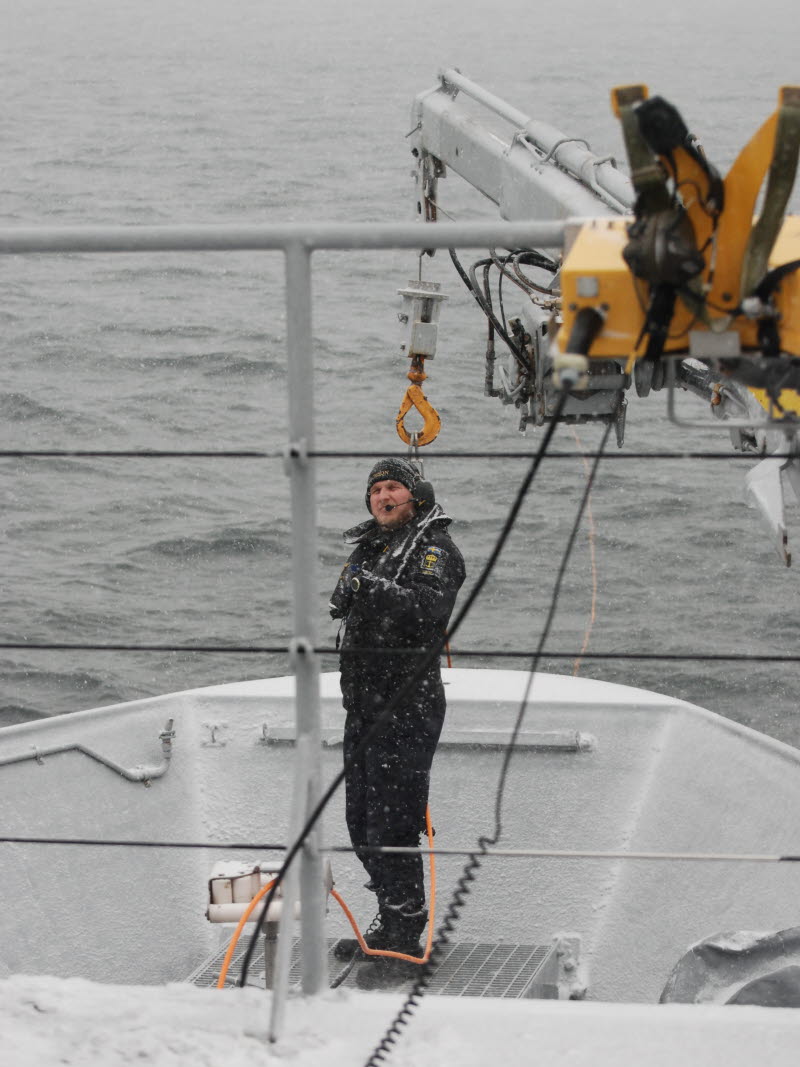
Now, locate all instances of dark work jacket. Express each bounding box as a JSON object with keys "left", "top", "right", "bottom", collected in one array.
[{"left": 330, "top": 504, "right": 465, "bottom": 727}]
